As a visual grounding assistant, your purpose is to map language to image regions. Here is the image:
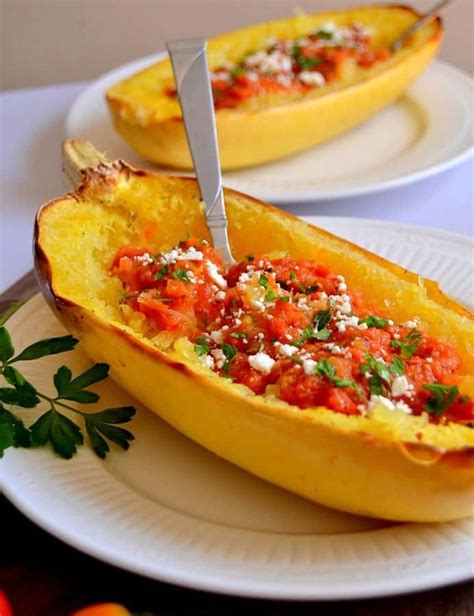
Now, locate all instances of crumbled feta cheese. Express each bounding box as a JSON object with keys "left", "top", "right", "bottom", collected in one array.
[
  {"left": 426, "top": 357, "right": 433, "bottom": 364},
  {"left": 303, "top": 359, "right": 317, "bottom": 375},
  {"left": 210, "top": 330, "right": 224, "bottom": 344},
  {"left": 277, "top": 343, "right": 298, "bottom": 357},
  {"left": 368, "top": 395, "right": 395, "bottom": 412},
  {"left": 402, "top": 319, "right": 419, "bottom": 329},
  {"left": 391, "top": 375, "right": 409, "bottom": 397},
  {"left": 211, "top": 348, "right": 226, "bottom": 369},
  {"left": 135, "top": 252, "right": 154, "bottom": 264},
  {"left": 203, "top": 355, "right": 215, "bottom": 369},
  {"left": 234, "top": 318, "right": 242, "bottom": 326},
  {"left": 248, "top": 352, "right": 275, "bottom": 374},
  {"left": 206, "top": 261, "right": 227, "bottom": 288},
  {"left": 161, "top": 248, "right": 203, "bottom": 263},
  {"left": 215, "top": 290, "right": 226, "bottom": 301},
  {"left": 298, "top": 70, "right": 325, "bottom": 87},
  {"left": 394, "top": 401, "right": 413, "bottom": 415},
  {"left": 251, "top": 299, "right": 265, "bottom": 312}
]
